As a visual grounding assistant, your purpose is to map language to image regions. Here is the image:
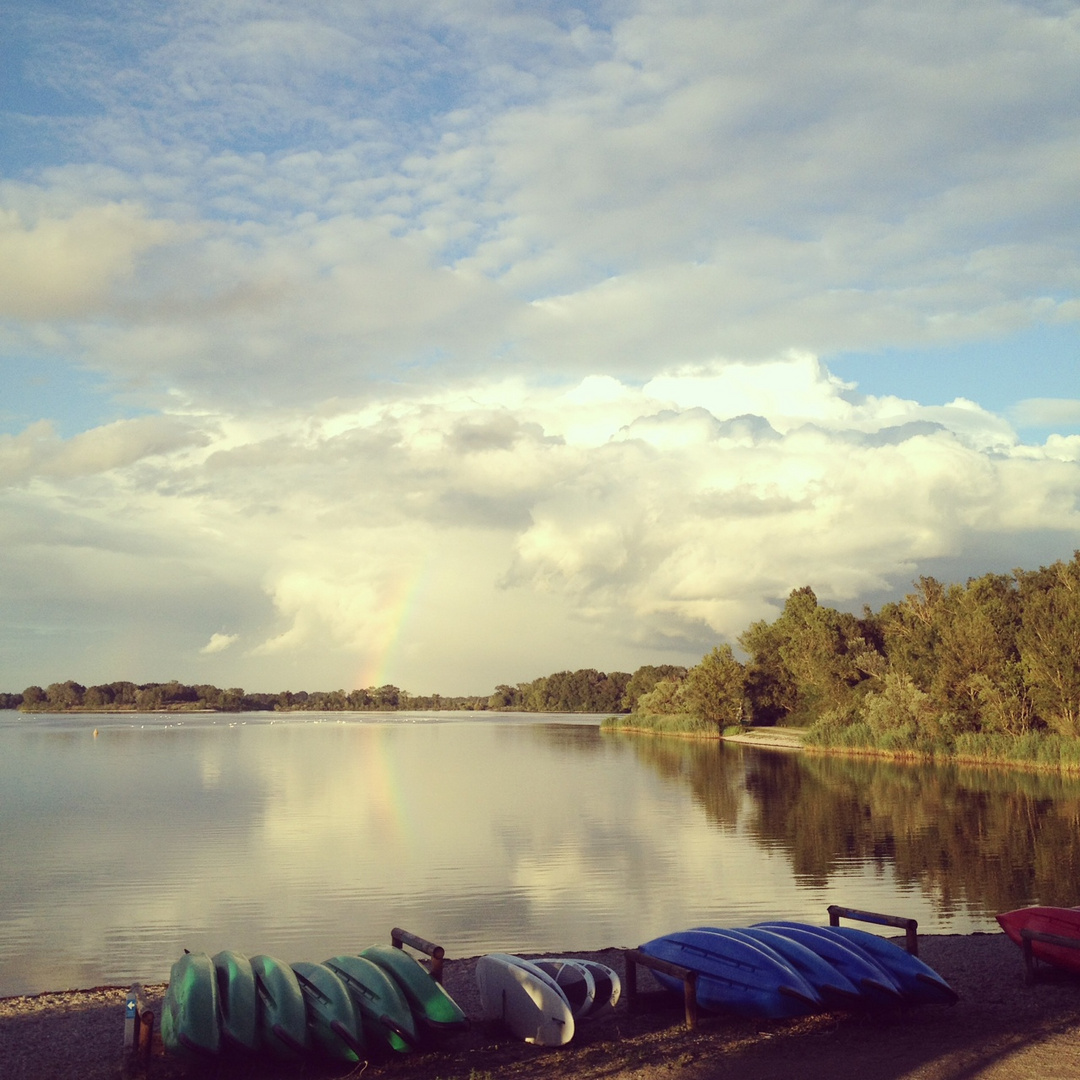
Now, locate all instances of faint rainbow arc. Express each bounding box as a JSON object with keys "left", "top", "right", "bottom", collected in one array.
[{"left": 355, "top": 557, "right": 432, "bottom": 691}]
